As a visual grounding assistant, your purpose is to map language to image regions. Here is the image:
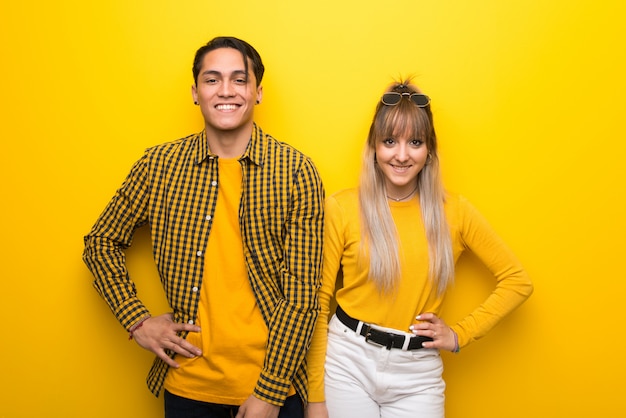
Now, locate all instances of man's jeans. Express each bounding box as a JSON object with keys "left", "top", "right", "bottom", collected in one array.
[{"left": 164, "top": 390, "right": 304, "bottom": 418}]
